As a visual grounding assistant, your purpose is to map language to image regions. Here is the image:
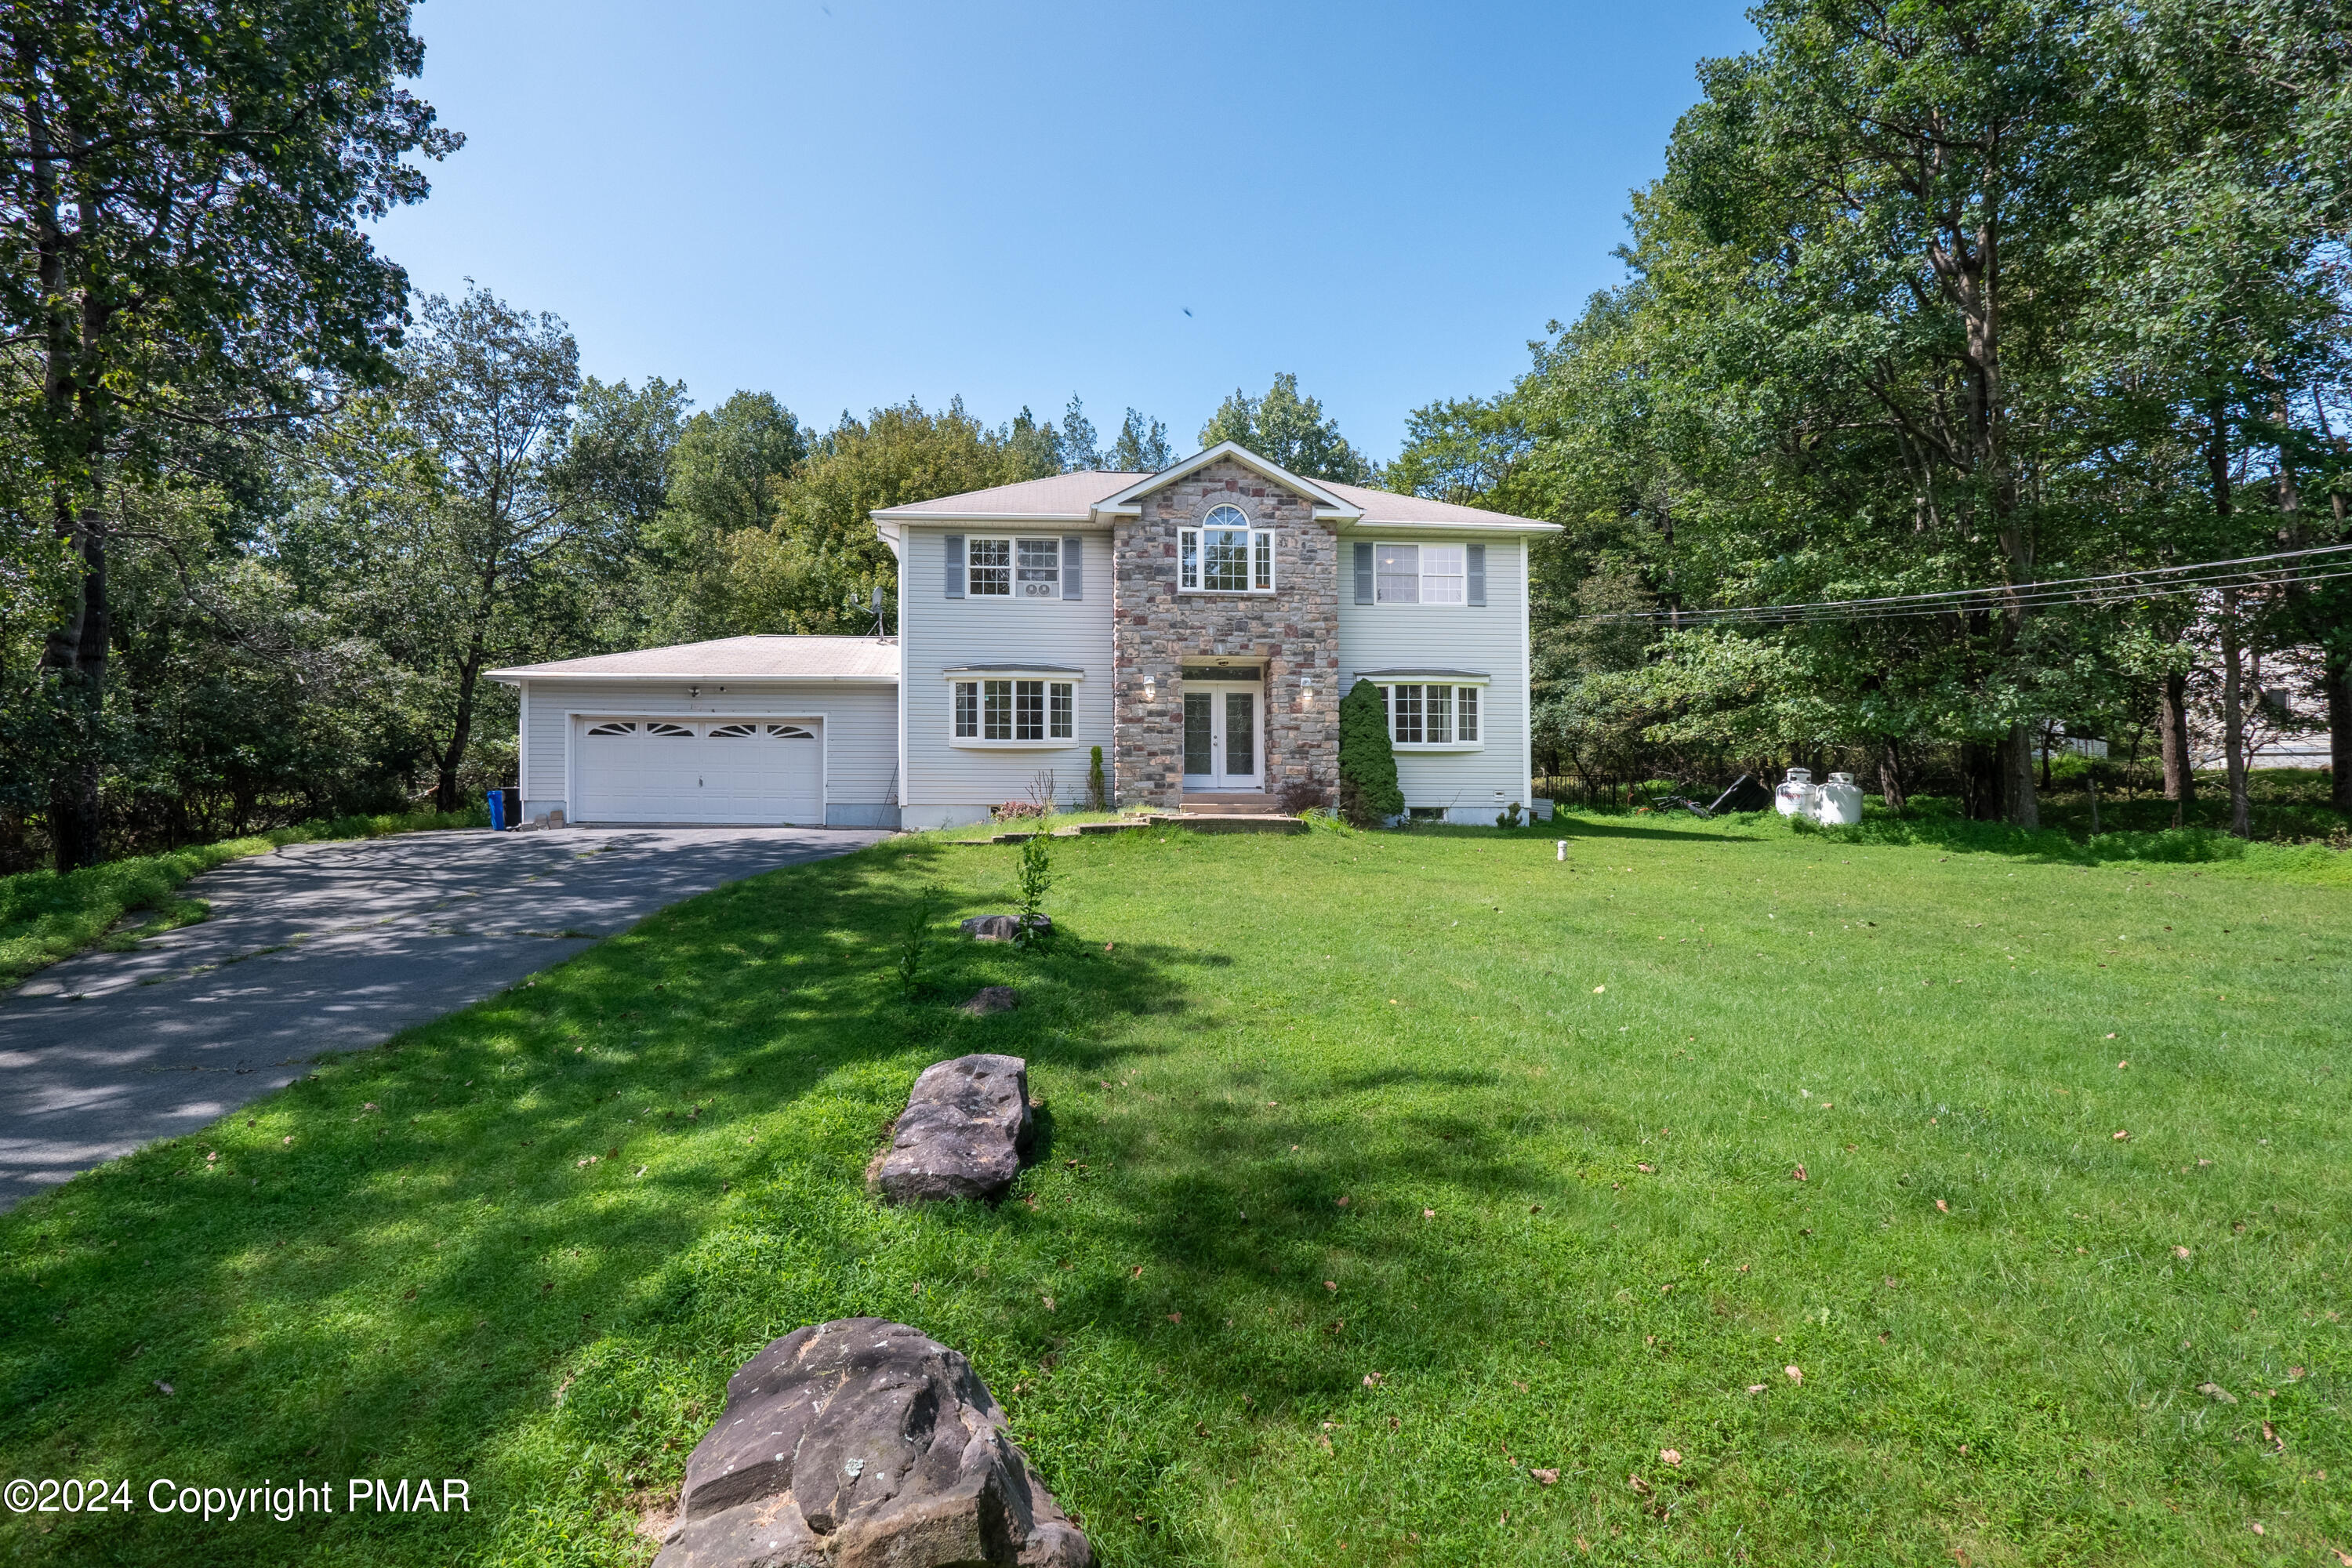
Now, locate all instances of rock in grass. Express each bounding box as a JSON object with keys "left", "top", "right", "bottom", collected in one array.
[
  {"left": 960, "top": 913, "right": 1051, "bottom": 942},
  {"left": 653, "top": 1317, "right": 1091, "bottom": 1568},
  {"left": 960, "top": 986, "right": 1019, "bottom": 1016},
  {"left": 868, "top": 1054, "right": 1033, "bottom": 1203}
]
